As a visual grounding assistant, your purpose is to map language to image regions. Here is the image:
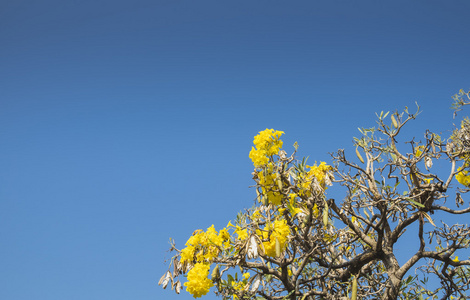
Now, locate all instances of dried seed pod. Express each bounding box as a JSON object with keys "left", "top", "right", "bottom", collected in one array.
[
  {"left": 159, "top": 271, "right": 171, "bottom": 289},
  {"left": 456, "top": 192, "right": 464, "bottom": 207},
  {"left": 324, "top": 172, "right": 334, "bottom": 186},
  {"left": 175, "top": 280, "right": 181, "bottom": 294},
  {"left": 425, "top": 157, "right": 433, "bottom": 170},
  {"left": 247, "top": 236, "right": 259, "bottom": 259},
  {"left": 251, "top": 275, "right": 261, "bottom": 292}
]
